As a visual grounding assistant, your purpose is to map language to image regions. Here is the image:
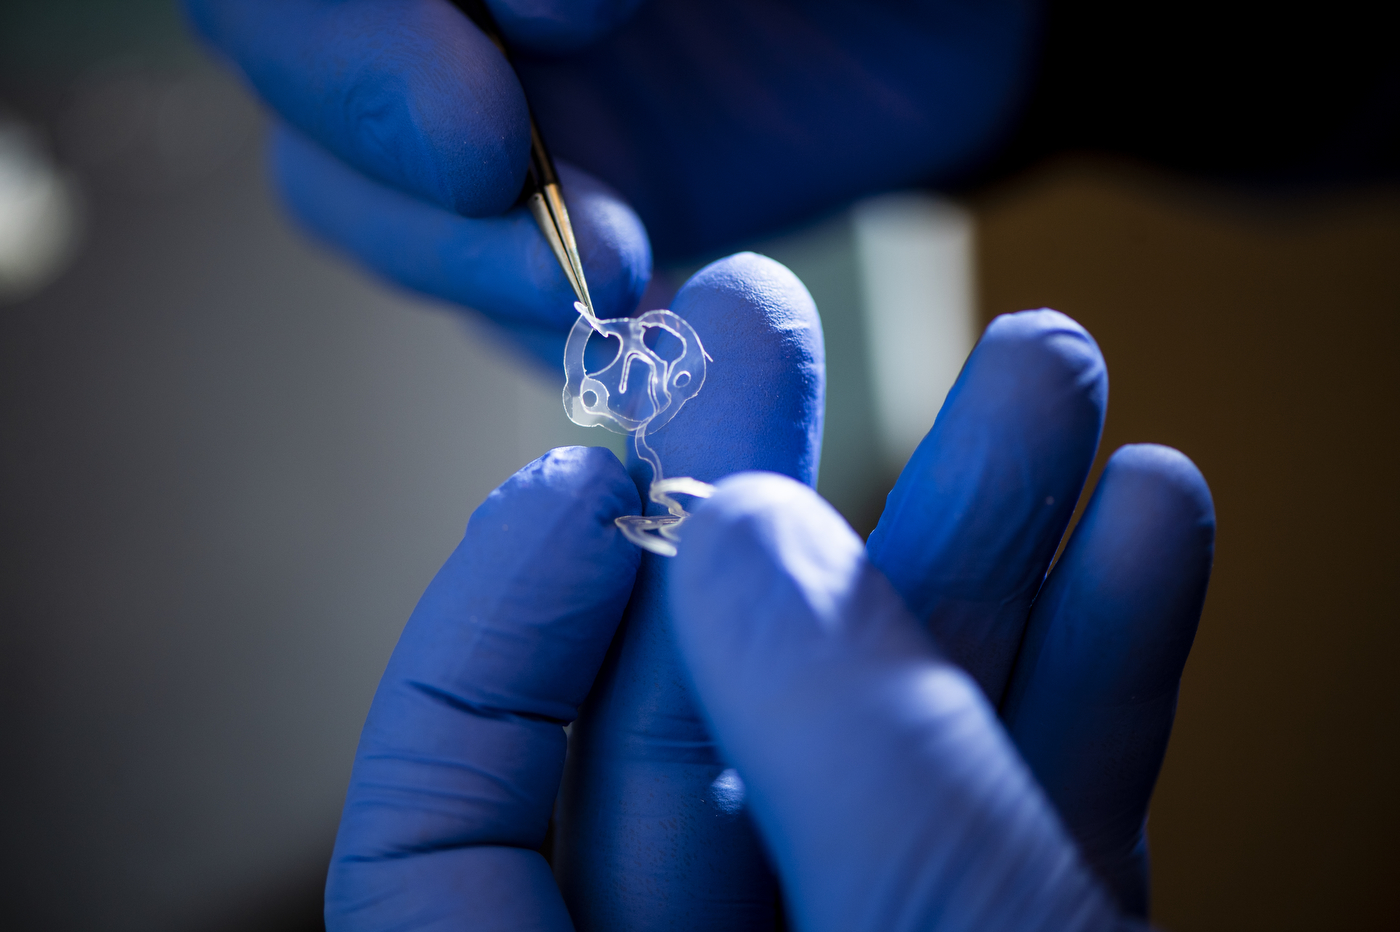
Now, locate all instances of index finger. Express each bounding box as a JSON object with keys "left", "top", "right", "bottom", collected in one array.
[
  {"left": 183, "top": 0, "right": 529, "bottom": 217},
  {"left": 866, "top": 310, "right": 1107, "bottom": 701}
]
